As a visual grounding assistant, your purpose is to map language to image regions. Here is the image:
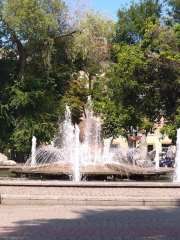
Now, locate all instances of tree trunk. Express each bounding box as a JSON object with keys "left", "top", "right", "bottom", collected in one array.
[
  {"left": 0, "top": 147, "right": 4, "bottom": 153},
  {"left": 17, "top": 152, "right": 24, "bottom": 163},
  {"left": 89, "top": 76, "right": 92, "bottom": 90},
  {"left": 11, "top": 149, "right": 16, "bottom": 160},
  {"left": 17, "top": 55, "right": 27, "bottom": 80},
  {"left": 83, "top": 106, "right": 87, "bottom": 118},
  {"left": 126, "top": 135, "right": 131, "bottom": 148},
  {"left": 110, "top": 136, "right": 114, "bottom": 145}
]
